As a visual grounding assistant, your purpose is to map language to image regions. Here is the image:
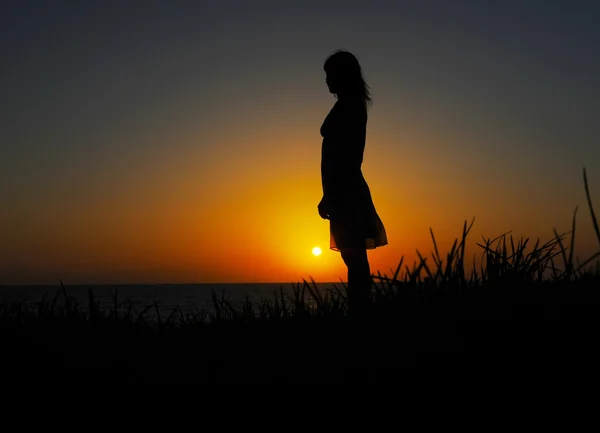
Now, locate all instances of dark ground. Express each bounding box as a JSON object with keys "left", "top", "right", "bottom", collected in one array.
[{"left": 3, "top": 281, "right": 600, "bottom": 383}]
